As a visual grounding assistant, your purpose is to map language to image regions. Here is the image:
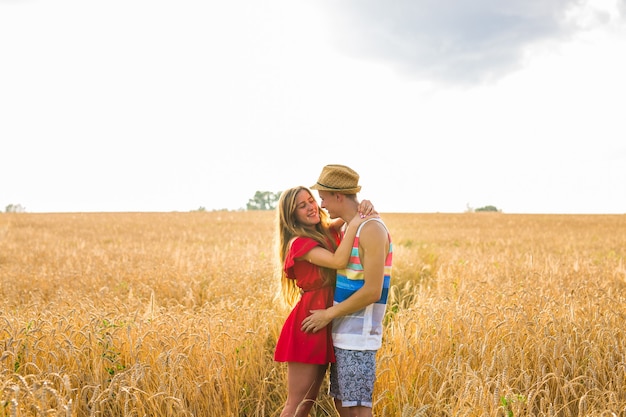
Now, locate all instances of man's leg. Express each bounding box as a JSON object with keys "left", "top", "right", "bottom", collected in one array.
[{"left": 335, "top": 400, "right": 373, "bottom": 417}]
